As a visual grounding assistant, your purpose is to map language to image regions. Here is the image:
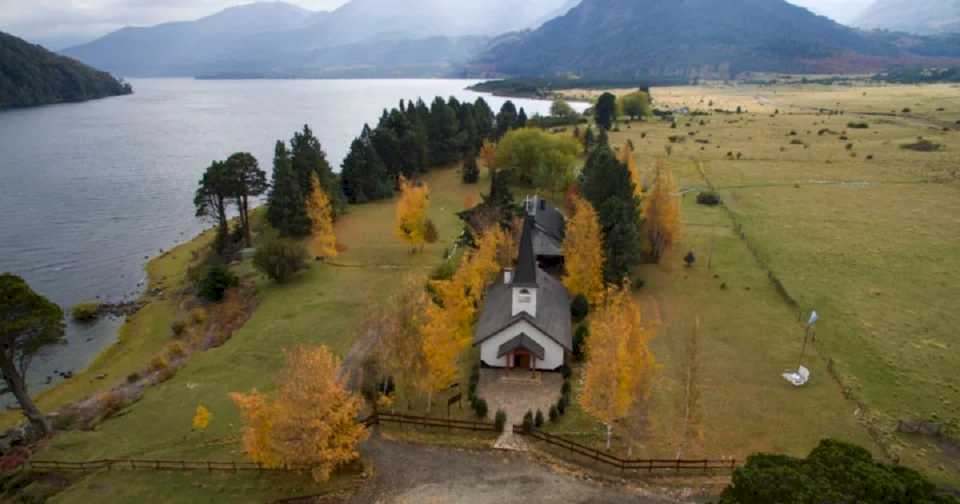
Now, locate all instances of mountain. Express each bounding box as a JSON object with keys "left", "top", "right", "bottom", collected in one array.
[
  {"left": 63, "top": 2, "right": 321, "bottom": 76},
  {"left": 0, "top": 31, "right": 131, "bottom": 109},
  {"left": 474, "top": 0, "right": 960, "bottom": 79},
  {"left": 855, "top": 0, "right": 960, "bottom": 35},
  {"left": 62, "top": 0, "right": 572, "bottom": 78}
]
